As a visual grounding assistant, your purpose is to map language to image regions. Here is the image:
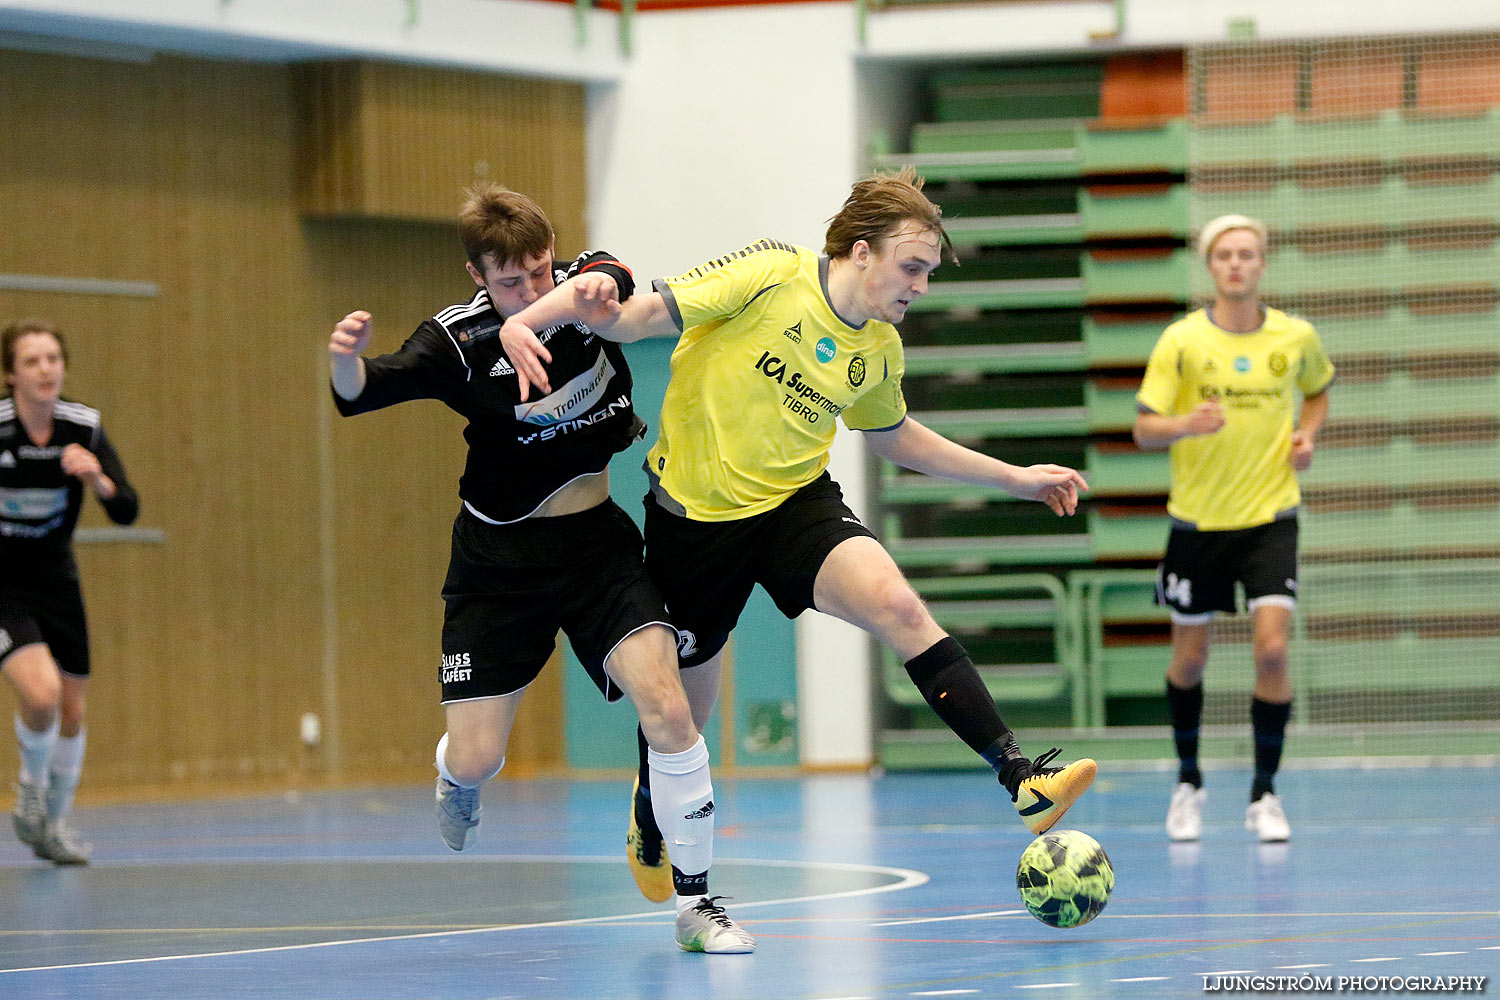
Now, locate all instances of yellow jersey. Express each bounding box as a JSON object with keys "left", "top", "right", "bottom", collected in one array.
[
  {"left": 1136, "top": 307, "right": 1334, "bottom": 531},
  {"left": 647, "top": 240, "right": 907, "bottom": 521}
]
